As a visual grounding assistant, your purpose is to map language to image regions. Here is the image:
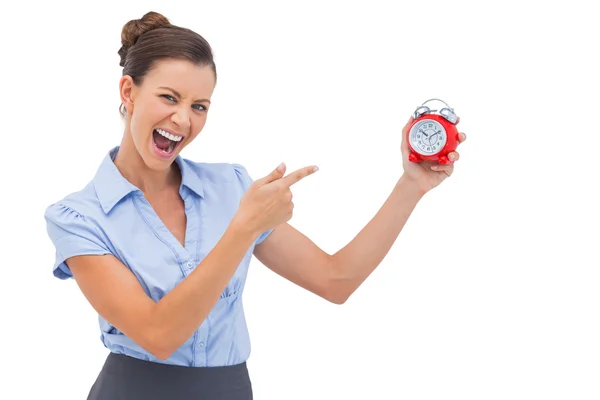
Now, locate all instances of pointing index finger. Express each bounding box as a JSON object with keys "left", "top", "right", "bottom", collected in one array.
[{"left": 281, "top": 166, "right": 319, "bottom": 187}]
